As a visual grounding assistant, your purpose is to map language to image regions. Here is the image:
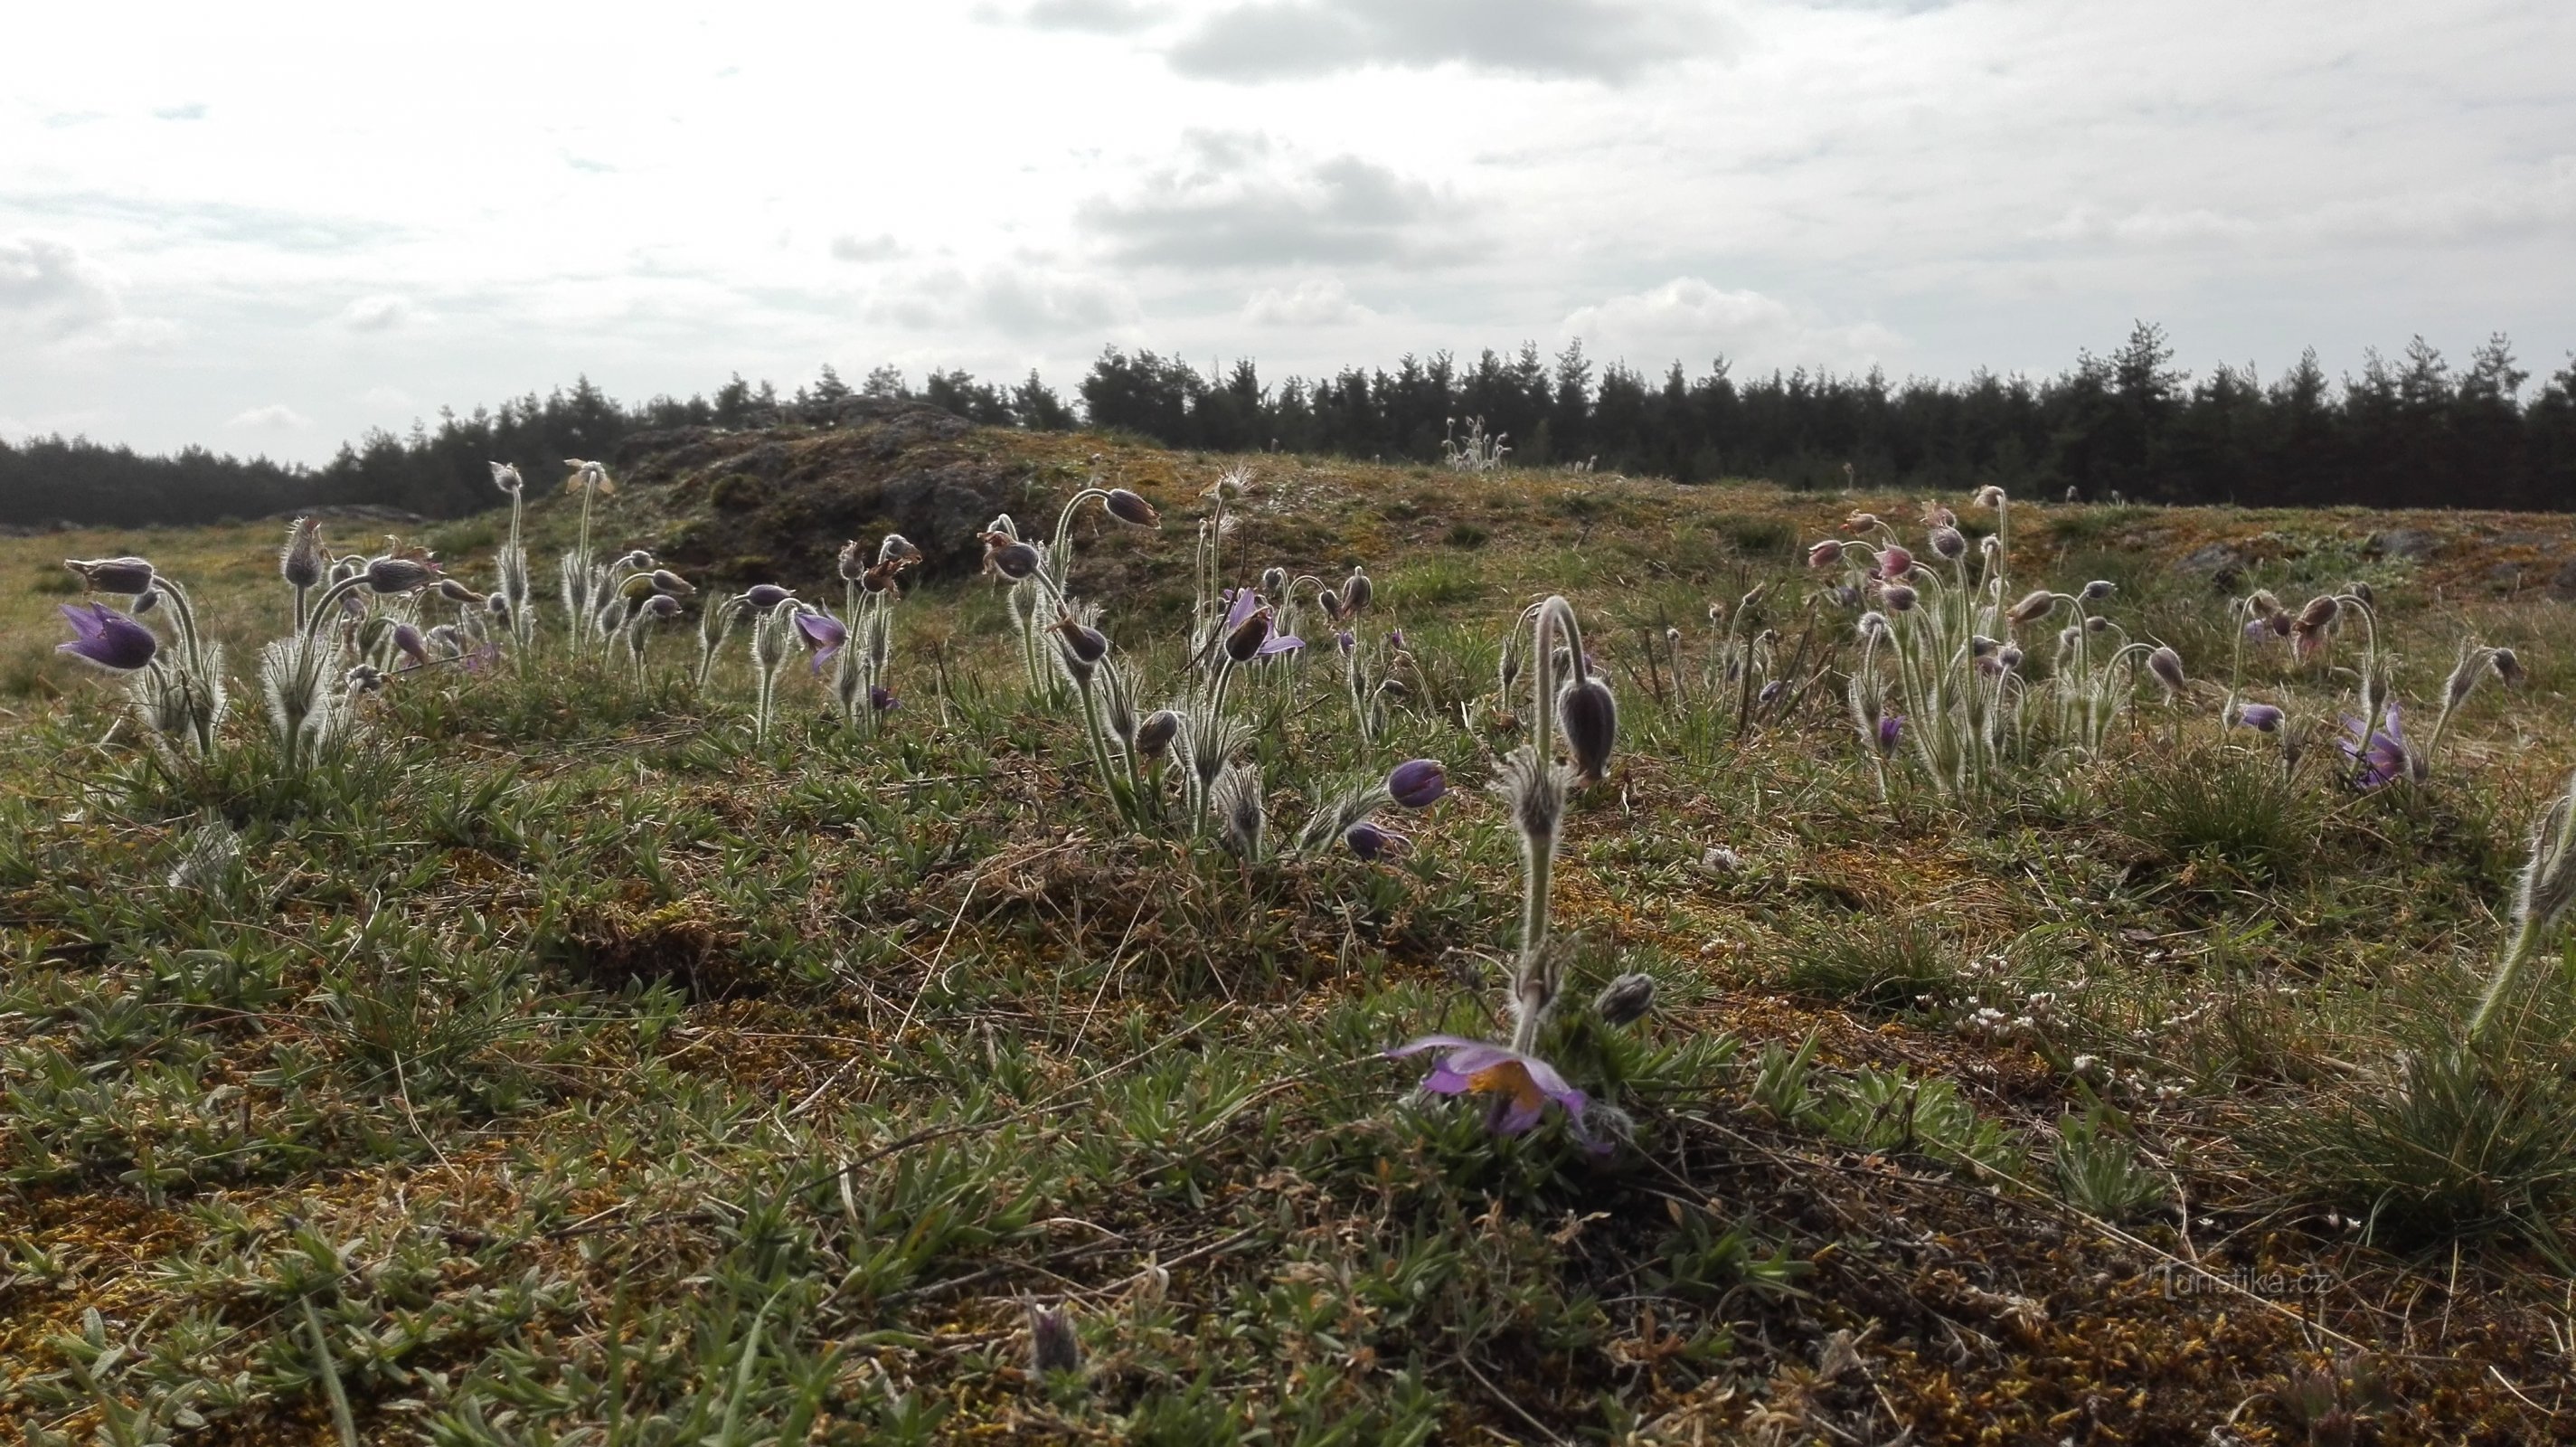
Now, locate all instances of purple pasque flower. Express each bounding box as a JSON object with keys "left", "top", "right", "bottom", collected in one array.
[
  {"left": 743, "top": 583, "right": 794, "bottom": 610},
  {"left": 2340, "top": 703, "right": 2417, "bottom": 789},
  {"left": 64, "top": 556, "right": 157, "bottom": 594},
  {"left": 1877, "top": 713, "right": 1904, "bottom": 755},
  {"left": 1385, "top": 1036, "right": 1593, "bottom": 1142},
  {"left": 392, "top": 622, "right": 429, "bottom": 667},
  {"left": 2233, "top": 701, "right": 2285, "bottom": 733},
  {"left": 1335, "top": 629, "right": 1357, "bottom": 657},
  {"left": 793, "top": 608, "right": 849, "bottom": 673},
  {"left": 1344, "top": 818, "right": 1409, "bottom": 860},
  {"left": 58, "top": 601, "right": 160, "bottom": 671},
  {"left": 1387, "top": 758, "right": 1447, "bottom": 809},
  {"left": 869, "top": 686, "right": 898, "bottom": 713}
]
